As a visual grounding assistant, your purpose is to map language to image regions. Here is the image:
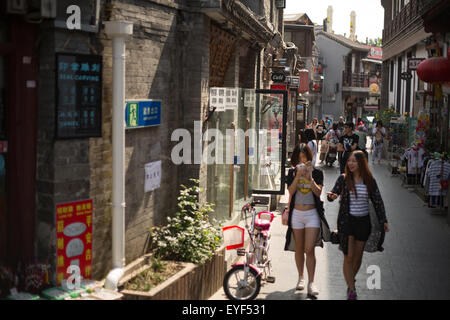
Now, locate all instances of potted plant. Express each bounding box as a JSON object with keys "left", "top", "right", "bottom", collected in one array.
[{"left": 120, "top": 179, "right": 225, "bottom": 300}]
